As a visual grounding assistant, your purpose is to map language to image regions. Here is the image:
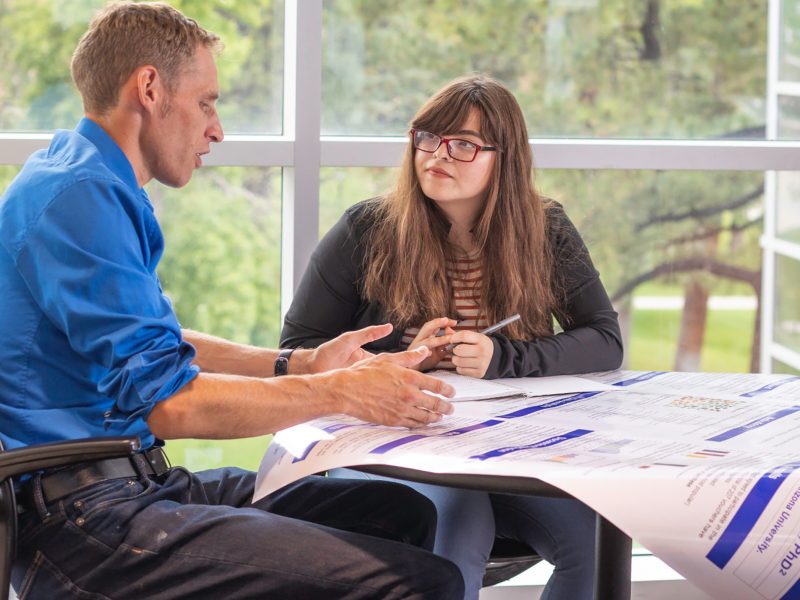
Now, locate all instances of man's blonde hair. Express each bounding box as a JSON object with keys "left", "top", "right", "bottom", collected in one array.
[{"left": 71, "top": 1, "right": 221, "bottom": 115}]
